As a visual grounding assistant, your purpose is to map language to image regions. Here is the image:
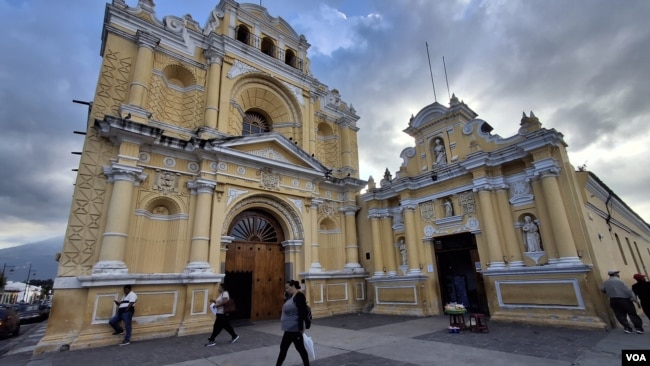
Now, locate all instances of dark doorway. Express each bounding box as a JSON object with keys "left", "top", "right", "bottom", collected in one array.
[
  {"left": 434, "top": 232, "right": 489, "bottom": 315},
  {"left": 224, "top": 271, "right": 252, "bottom": 320}
]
